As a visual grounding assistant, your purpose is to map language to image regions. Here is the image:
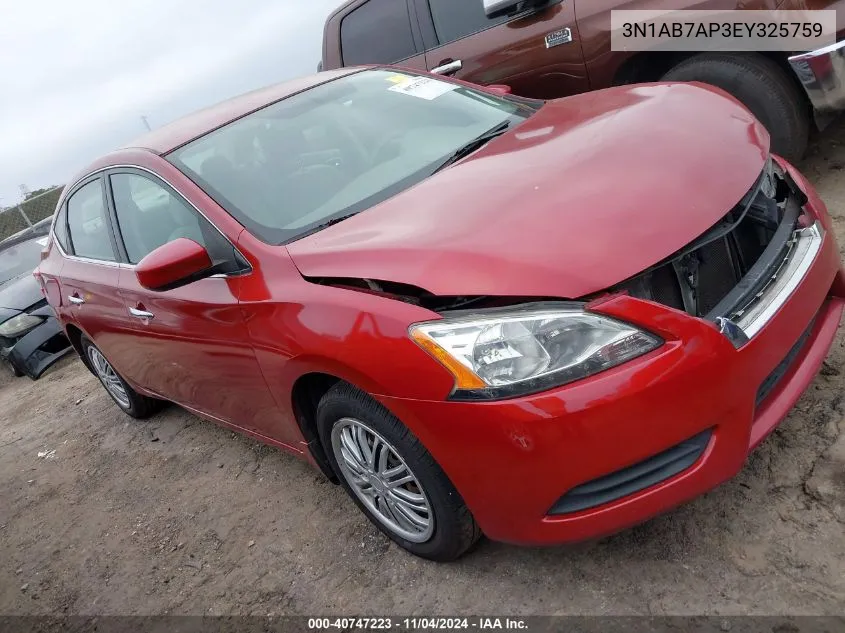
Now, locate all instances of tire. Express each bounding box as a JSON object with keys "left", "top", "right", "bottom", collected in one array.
[
  {"left": 8, "top": 361, "right": 24, "bottom": 378},
  {"left": 80, "top": 336, "right": 162, "bottom": 419},
  {"left": 662, "top": 53, "right": 810, "bottom": 162},
  {"left": 316, "top": 382, "right": 481, "bottom": 561}
]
